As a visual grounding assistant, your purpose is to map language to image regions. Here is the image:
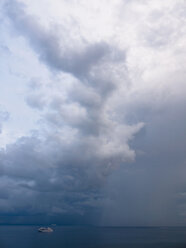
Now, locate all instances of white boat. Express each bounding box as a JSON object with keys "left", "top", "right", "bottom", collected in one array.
[{"left": 38, "top": 227, "right": 53, "bottom": 233}]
